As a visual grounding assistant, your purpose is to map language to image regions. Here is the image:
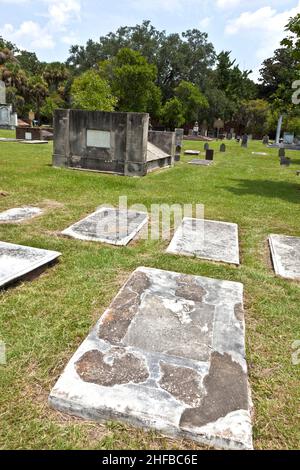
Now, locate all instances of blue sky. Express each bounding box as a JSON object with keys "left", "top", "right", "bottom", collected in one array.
[{"left": 1, "top": 0, "right": 300, "bottom": 81}]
